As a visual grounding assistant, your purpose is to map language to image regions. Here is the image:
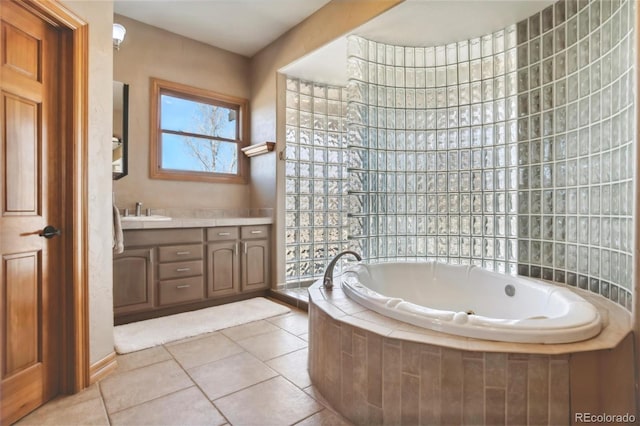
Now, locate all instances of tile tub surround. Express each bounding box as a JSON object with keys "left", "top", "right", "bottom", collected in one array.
[{"left": 308, "top": 280, "right": 634, "bottom": 425}]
